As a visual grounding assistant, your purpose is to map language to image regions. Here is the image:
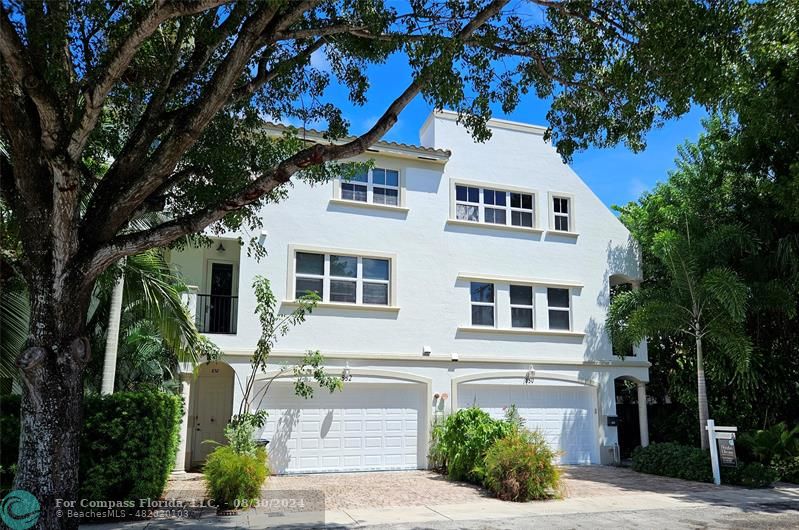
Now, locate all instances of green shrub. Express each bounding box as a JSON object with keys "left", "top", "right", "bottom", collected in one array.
[
  {"left": 738, "top": 423, "right": 799, "bottom": 465},
  {"left": 482, "top": 430, "right": 561, "bottom": 501},
  {"left": 80, "top": 390, "right": 183, "bottom": 509},
  {"left": 1, "top": 391, "right": 182, "bottom": 518},
  {"left": 632, "top": 442, "right": 714, "bottom": 482},
  {"left": 721, "top": 462, "right": 778, "bottom": 488},
  {"left": 772, "top": 456, "right": 799, "bottom": 483},
  {"left": 632, "top": 442, "right": 777, "bottom": 488},
  {"left": 0, "top": 394, "right": 21, "bottom": 493},
  {"left": 430, "top": 407, "right": 513, "bottom": 484},
  {"left": 204, "top": 446, "right": 268, "bottom": 509}
]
